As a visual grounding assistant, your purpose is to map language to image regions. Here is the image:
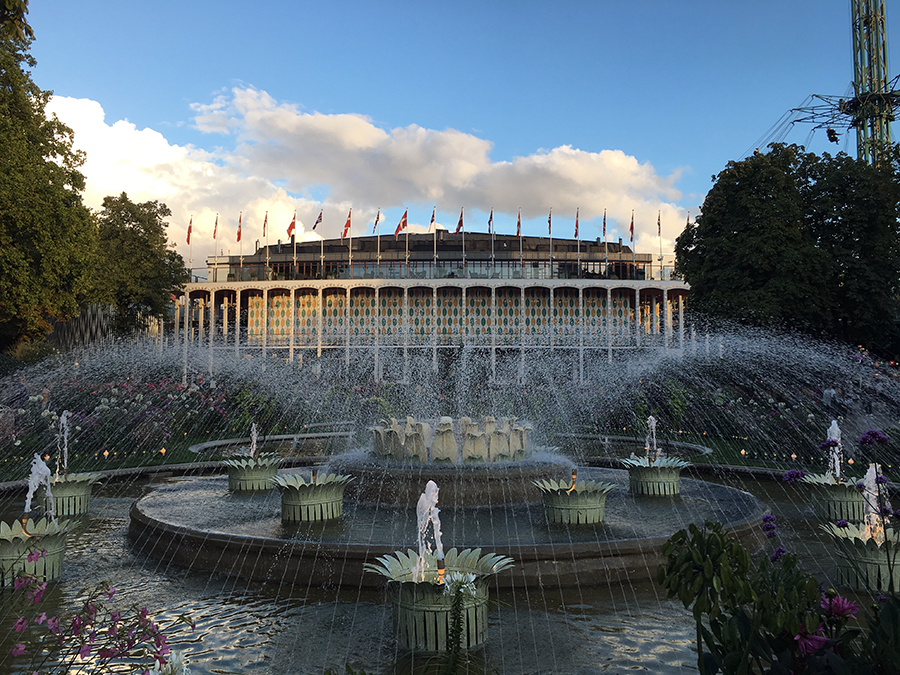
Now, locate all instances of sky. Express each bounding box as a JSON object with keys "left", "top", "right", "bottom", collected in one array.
[{"left": 25, "top": 0, "right": 895, "bottom": 275}]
